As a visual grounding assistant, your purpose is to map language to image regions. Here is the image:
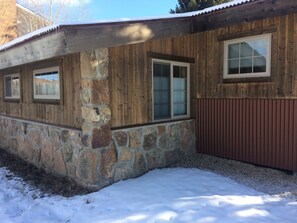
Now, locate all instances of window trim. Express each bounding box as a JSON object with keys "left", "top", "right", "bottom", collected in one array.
[
  {"left": 4, "top": 73, "right": 20, "bottom": 99},
  {"left": 152, "top": 59, "right": 190, "bottom": 122},
  {"left": 223, "top": 33, "right": 272, "bottom": 79},
  {"left": 33, "top": 66, "right": 60, "bottom": 100}
]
